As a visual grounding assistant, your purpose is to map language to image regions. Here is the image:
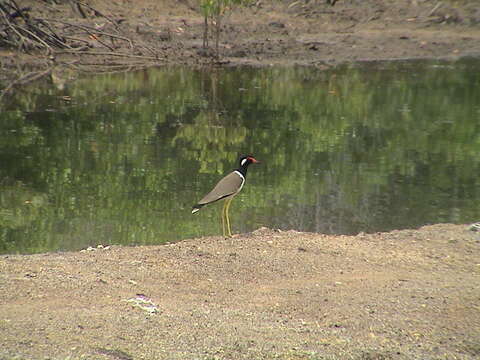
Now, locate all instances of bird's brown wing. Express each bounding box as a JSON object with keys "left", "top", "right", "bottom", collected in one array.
[{"left": 197, "top": 171, "right": 244, "bottom": 206}]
